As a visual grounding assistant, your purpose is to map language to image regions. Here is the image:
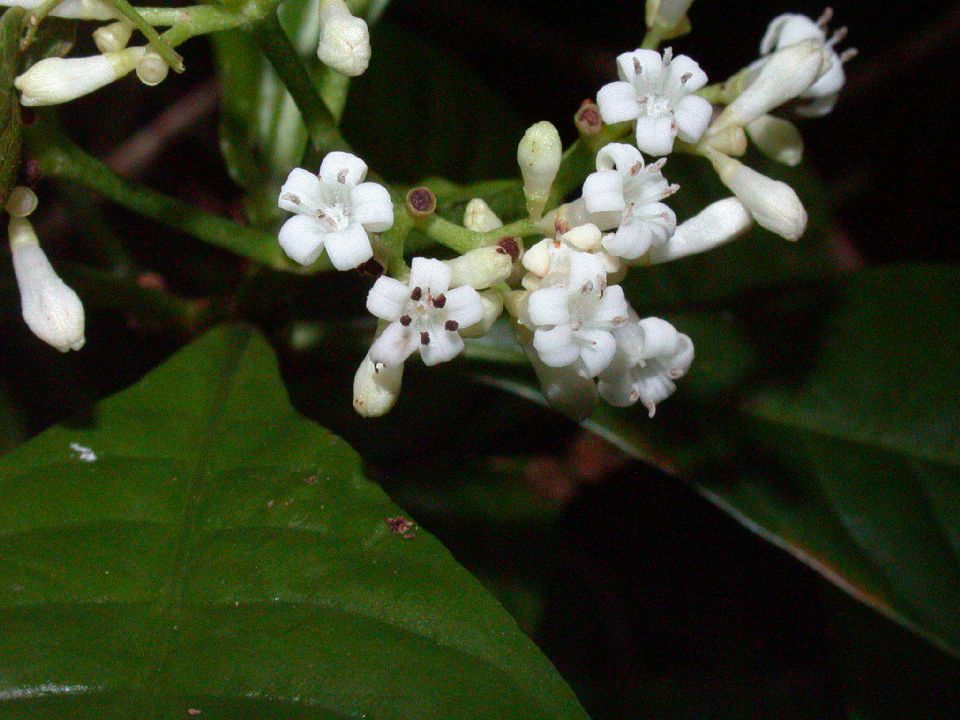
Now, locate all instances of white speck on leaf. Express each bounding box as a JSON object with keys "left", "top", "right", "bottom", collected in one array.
[{"left": 69, "top": 443, "right": 97, "bottom": 462}]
